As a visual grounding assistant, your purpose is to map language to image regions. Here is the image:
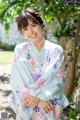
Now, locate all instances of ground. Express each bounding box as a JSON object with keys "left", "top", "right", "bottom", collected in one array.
[{"left": 0, "top": 64, "right": 16, "bottom": 120}]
